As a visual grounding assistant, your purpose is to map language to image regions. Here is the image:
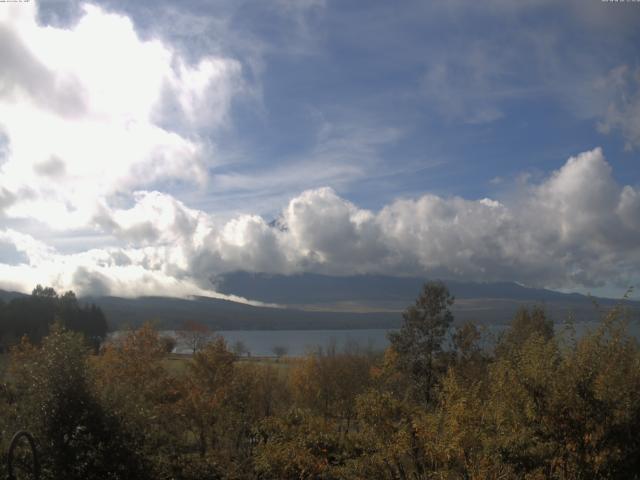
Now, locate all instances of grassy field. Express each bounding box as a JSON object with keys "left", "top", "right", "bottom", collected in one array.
[
  {"left": 0, "top": 351, "right": 297, "bottom": 382},
  {"left": 162, "top": 353, "right": 297, "bottom": 377}
]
